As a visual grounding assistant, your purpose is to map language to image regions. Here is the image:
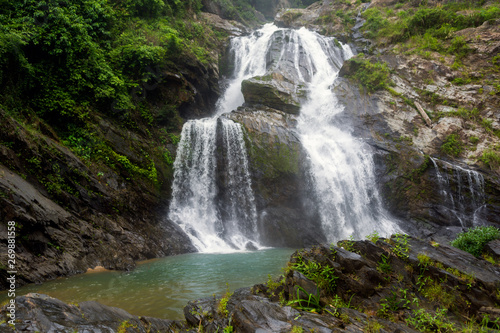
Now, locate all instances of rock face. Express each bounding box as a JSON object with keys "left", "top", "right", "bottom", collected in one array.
[
  {"left": 241, "top": 74, "right": 302, "bottom": 114},
  {"left": 0, "top": 109, "right": 196, "bottom": 290},
  {"left": 262, "top": 0, "right": 500, "bottom": 238},
  {"left": 333, "top": 57, "right": 500, "bottom": 236},
  {"left": 223, "top": 107, "right": 323, "bottom": 247}
]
